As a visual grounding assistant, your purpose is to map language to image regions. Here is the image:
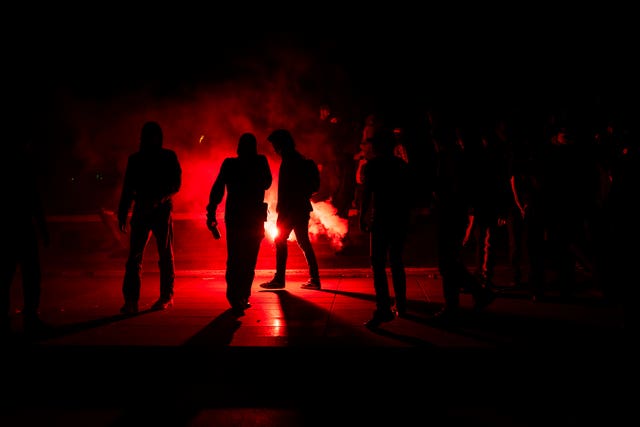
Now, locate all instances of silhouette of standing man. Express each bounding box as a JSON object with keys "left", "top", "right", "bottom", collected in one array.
[
  {"left": 359, "top": 127, "right": 412, "bottom": 328},
  {"left": 2, "top": 137, "right": 50, "bottom": 337},
  {"left": 260, "top": 129, "right": 322, "bottom": 290},
  {"left": 207, "top": 133, "right": 272, "bottom": 316},
  {"left": 430, "top": 118, "right": 494, "bottom": 325},
  {"left": 117, "top": 121, "right": 182, "bottom": 314}
]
